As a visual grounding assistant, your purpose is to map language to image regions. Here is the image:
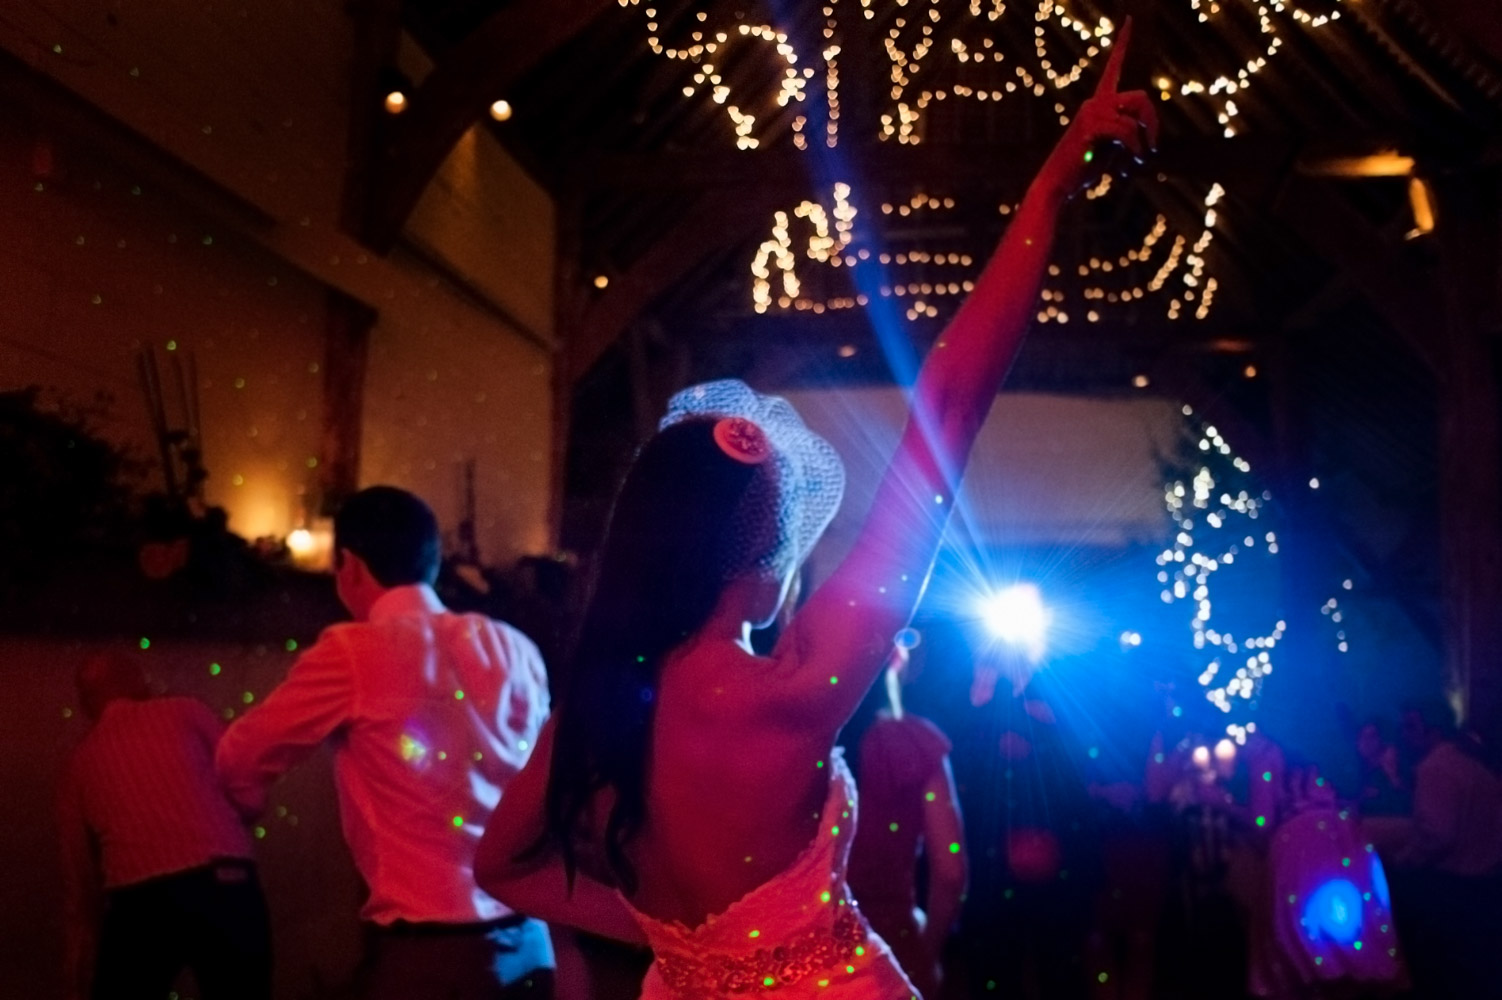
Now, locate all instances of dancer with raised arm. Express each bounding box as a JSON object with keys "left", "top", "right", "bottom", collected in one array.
[{"left": 476, "top": 25, "right": 1156, "bottom": 999}]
